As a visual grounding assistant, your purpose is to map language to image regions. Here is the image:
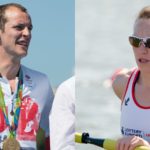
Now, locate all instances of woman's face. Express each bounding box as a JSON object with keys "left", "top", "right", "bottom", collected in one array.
[{"left": 132, "top": 19, "right": 150, "bottom": 73}]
